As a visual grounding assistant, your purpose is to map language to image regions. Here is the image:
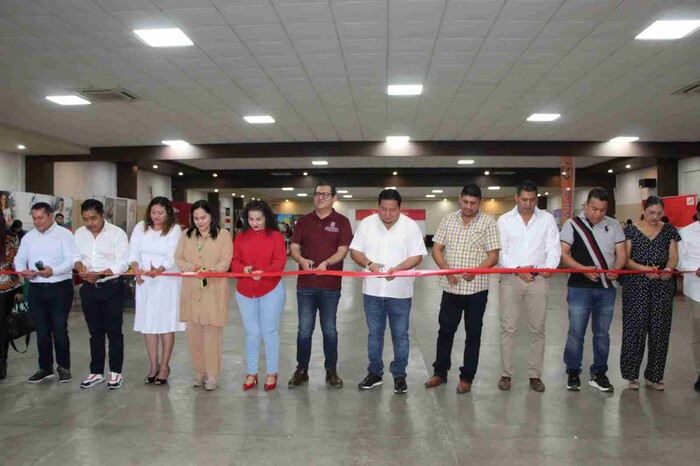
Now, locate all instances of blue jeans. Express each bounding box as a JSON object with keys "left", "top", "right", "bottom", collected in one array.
[
  {"left": 564, "top": 287, "right": 616, "bottom": 375},
  {"left": 236, "top": 282, "right": 286, "bottom": 375},
  {"left": 296, "top": 287, "right": 341, "bottom": 371},
  {"left": 363, "top": 294, "right": 412, "bottom": 378}
]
